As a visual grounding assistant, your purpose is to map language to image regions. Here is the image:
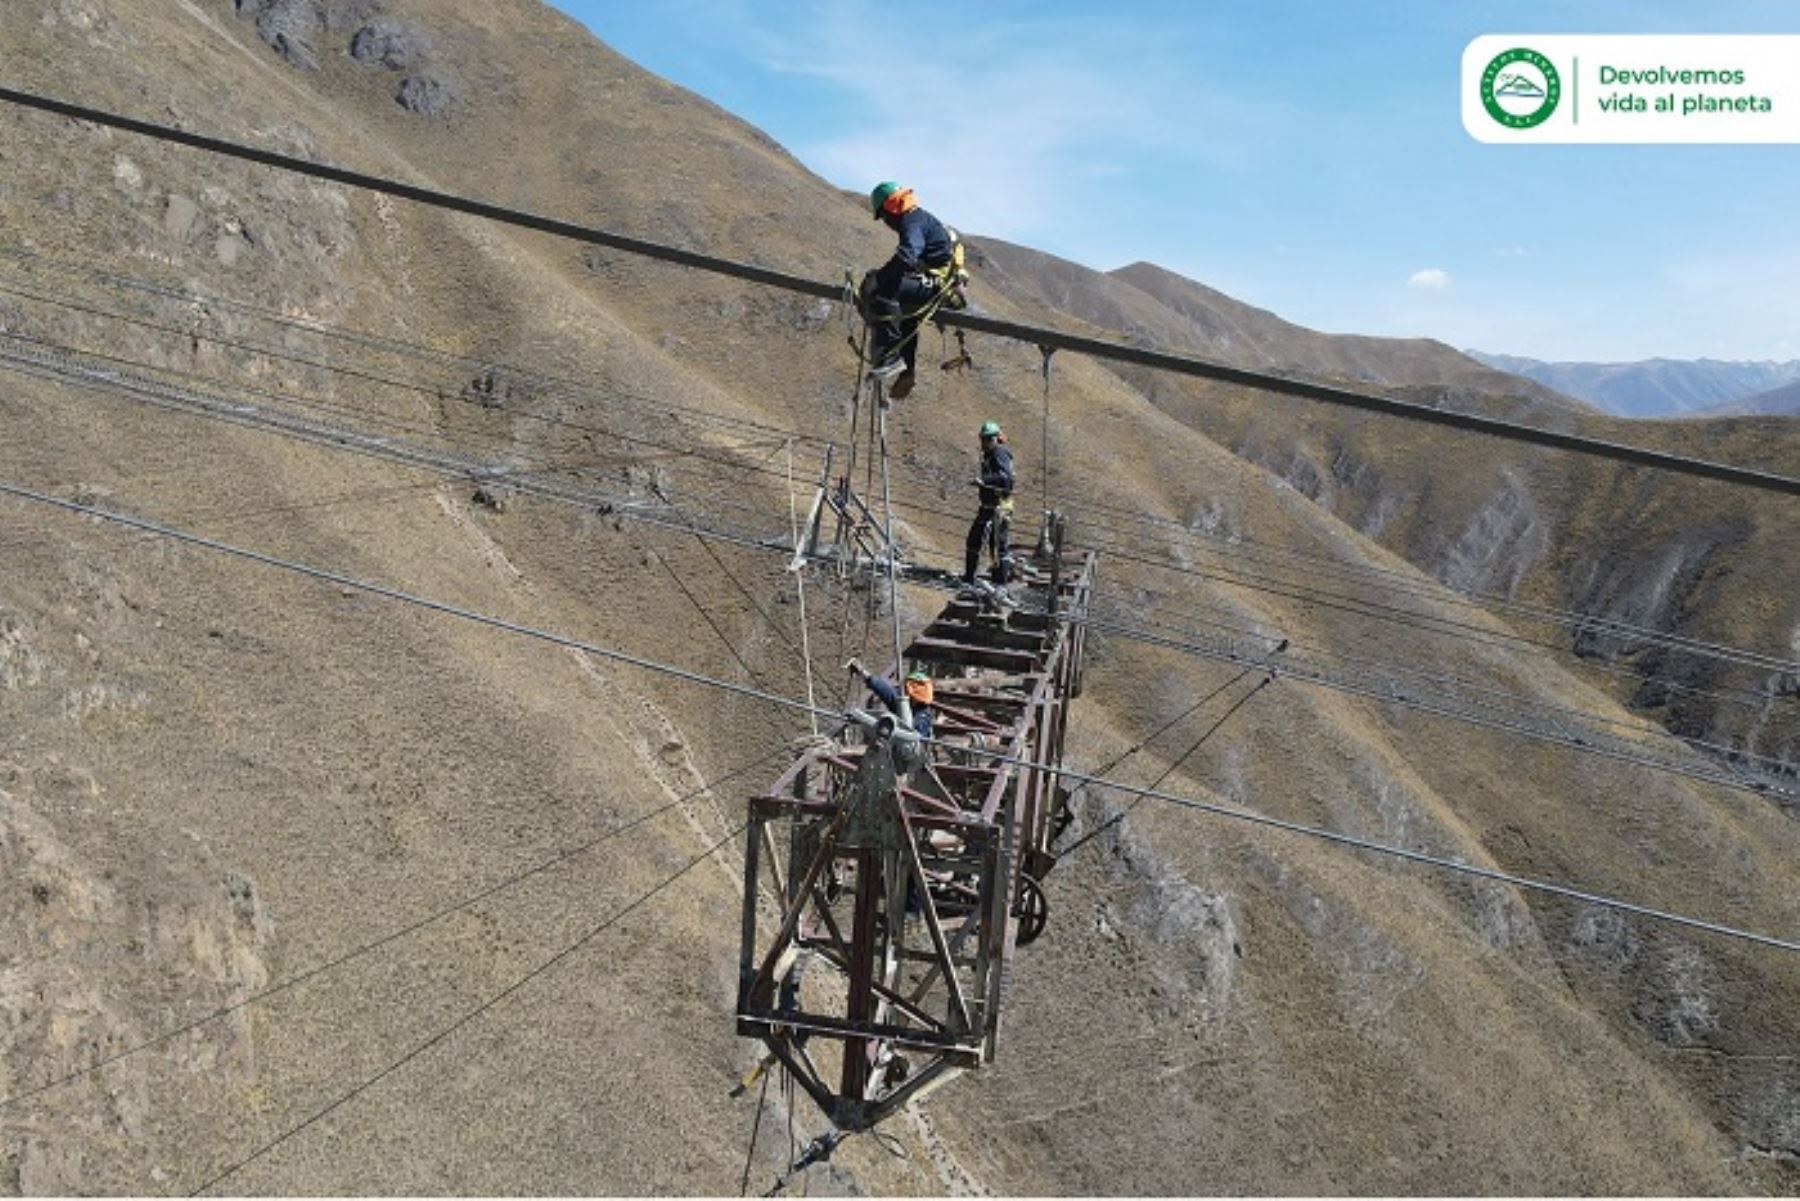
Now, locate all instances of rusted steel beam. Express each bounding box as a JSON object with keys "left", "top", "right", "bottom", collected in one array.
[
  {"left": 923, "top": 620, "right": 1049, "bottom": 653},
  {"left": 942, "top": 602, "right": 1054, "bottom": 631},
  {"left": 905, "top": 636, "right": 1040, "bottom": 674},
  {"left": 739, "top": 1009, "right": 985, "bottom": 1057},
  {"left": 930, "top": 699, "right": 1007, "bottom": 732},
  {"left": 747, "top": 804, "right": 851, "bottom": 1007},
  {"left": 896, "top": 804, "right": 975, "bottom": 1033},
  {"left": 809, "top": 946, "right": 949, "bottom": 1031},
  {"left": 930, "top": 764, "right": 1006, "bottom": 783},
  {"left": 841, "top": 846, "right": 882, "bottom": 1103},
  {"left": 751, "top": 794, "right": 992, "bottom": 838},
  {"left": 934, "top": 675, "right": 1043, "bottom": 697},
  {"left": 737, "top": 815, "right": 763, "bottom": 1010}
]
